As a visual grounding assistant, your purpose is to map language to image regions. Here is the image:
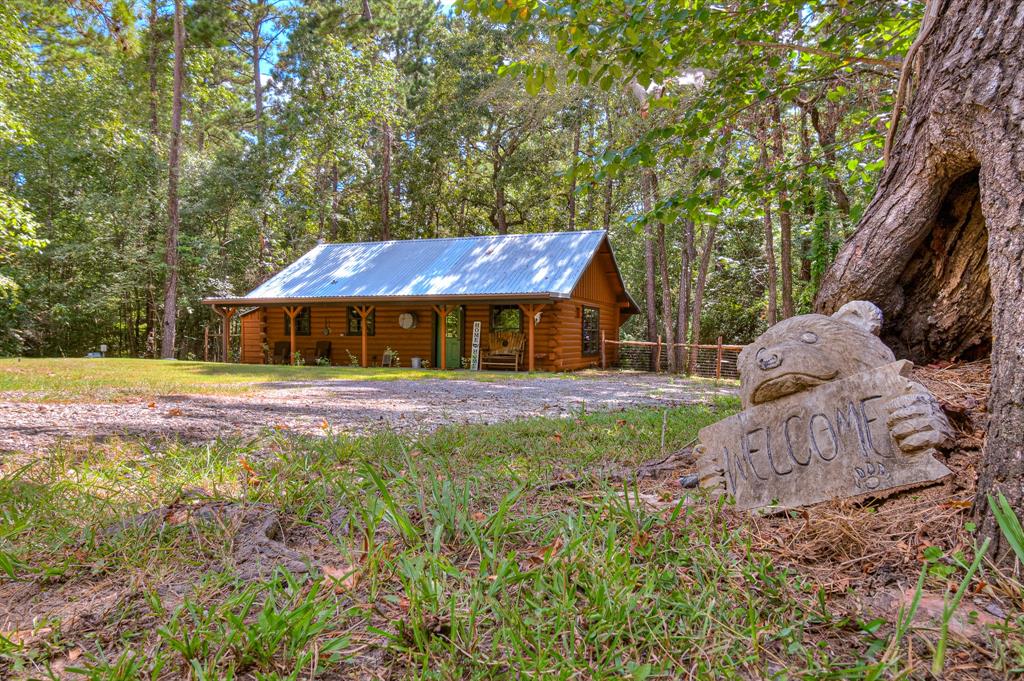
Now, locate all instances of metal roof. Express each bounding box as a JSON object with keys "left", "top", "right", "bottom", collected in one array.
[{"left": 205, "top": 230, "right": 636, "bottom": 310}]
